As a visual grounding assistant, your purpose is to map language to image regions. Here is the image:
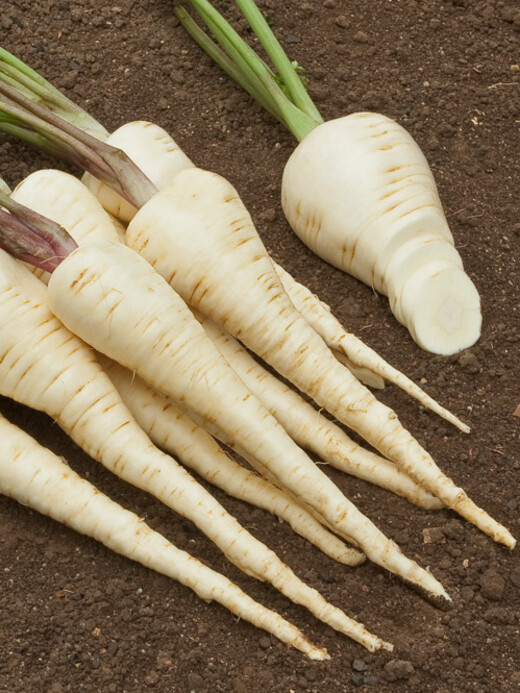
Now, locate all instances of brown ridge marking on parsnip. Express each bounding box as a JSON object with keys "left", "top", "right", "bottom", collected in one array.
[
  {"left": 136, "top": 234, "right": 150, "bottom": 251},
  {"left": 140, "top": 316, "right": 160, "bottom": 333},
  {"left": 398, "top": 203, "right": 438, "bottom": 219},
  {"left": 10, "top": 448, "right": 23, "bottom": 463},
  {"left": 387, "top": 171, "right": 432, "bottom": 186},
  {"left": 60, "top": 378, "right": 92, "bottom": 406},
  {"left": 71, "top": 271, "right": 101, "bottom": 295},
  {"left": 380, "top": 186, "right": 407, "bottom": 200},
  {"left": 13, "top": 360, "right": 39, "bottom": 389},
  {"left": 102, "top": 401, "right": 119, "bottom": 414},
  {"left": 65, "top": 346, "right": 82, "bottom": 360},
  {"left": 111, "top": 421, "right": 131, "bottom": 435},
  {"left": 69, "top": 268, "right": 88, "bottom": 290},
  {"left": 65, "top": 390, "right": 112, "bottom": 430},
  {"left": 348, "top": 234, "right": 362, "bottom": 267},
  {"left": 235, "top": 237, "right": 254, "bottom": 248},
  {"left": 39, "top": 363, "right": 75, "bottom": 396},
  {"left": 35, "top": 316, "right": 54, "bottom": 329},
  {"left": 189, "top": 278, "right": 203, "bottom": 303},
  {"left": 106, "top": 295, "right": 126, "bottom": 318},
  {"left": 198, "top": 288, "right": 209, "bottom": 303},
  {"left": 158, "top": 340, "right": 175, "bottom": 356}
]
